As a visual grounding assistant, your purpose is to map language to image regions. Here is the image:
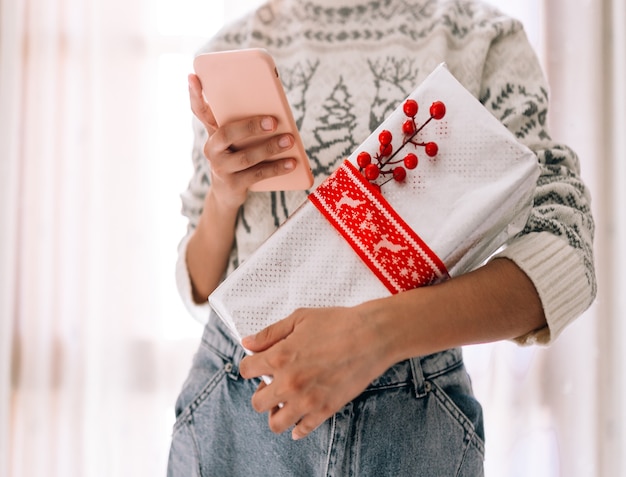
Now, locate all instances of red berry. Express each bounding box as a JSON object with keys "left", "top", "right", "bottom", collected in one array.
[
  {"left": 425, "top": 142, "right": 438, "bottom": 157},
  {"left": 402, "top": 119, "right": 416, "bottom": 135},
  {"left": 357, "top": 151, "right": 372, "bottom": 168},
  {"left": 403, "top": 99, "right": 418, "bottom": 118},
  {"left": 364, "top": 163, "right": 380, "bottom": 180},
  {"left": 403, "top": 153, "right": 418, "bottom": 169},
  {"left": 393, "top": 166, "right": 407, "bottom": 182},
  {"left": 430, "top": 101, "right": 446, "bottom": 120},
  {"left": 378, "top": 130, "right": 392, "bottom": 146},
  {"left": 371, "top": 183, "right": 382, "bottom": 193},
  {"left": 379, "top": 143, "right": 393, "bottom": 157}
]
